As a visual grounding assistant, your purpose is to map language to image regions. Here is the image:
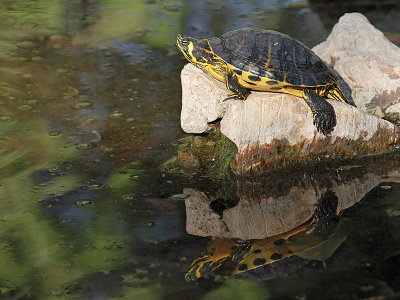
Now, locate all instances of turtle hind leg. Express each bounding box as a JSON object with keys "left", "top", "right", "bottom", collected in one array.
[
  {"left": 303, "top": 88, "right": 336, "bottom": 136},
  {"left": 223, "top": 69, "right": 249, "bottom": 101}
]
